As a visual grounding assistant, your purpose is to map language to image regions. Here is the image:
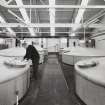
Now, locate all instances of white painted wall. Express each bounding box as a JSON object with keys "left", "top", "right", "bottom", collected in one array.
[
  {"left": 39, "top": 38, "right": 47, "bottom": 48},
  {"left": 5, "top": 38, "right": 15, "bottom": 48},
  {"left": 69, "top": 39, "right": 79, "bottom": 47},
  {"left": 47, "top": 38, "right": 60, "bottom": 52},
  {"left": 60, "top": 38, "right": 67, "bottom": 48},
  {"left": 93, "top": 35, "right": 105, "bottom": 50},
  {"left": 91, "top": 15, "right": 105, "bottom": 50},
  {"left": 24, "top": 38, "right": 39, "bottom": 45}
]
